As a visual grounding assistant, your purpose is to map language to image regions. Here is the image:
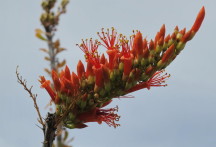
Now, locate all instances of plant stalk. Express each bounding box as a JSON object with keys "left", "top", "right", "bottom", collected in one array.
[{"left": 43, "top": 113, "right": 57, "bottom": 147}]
